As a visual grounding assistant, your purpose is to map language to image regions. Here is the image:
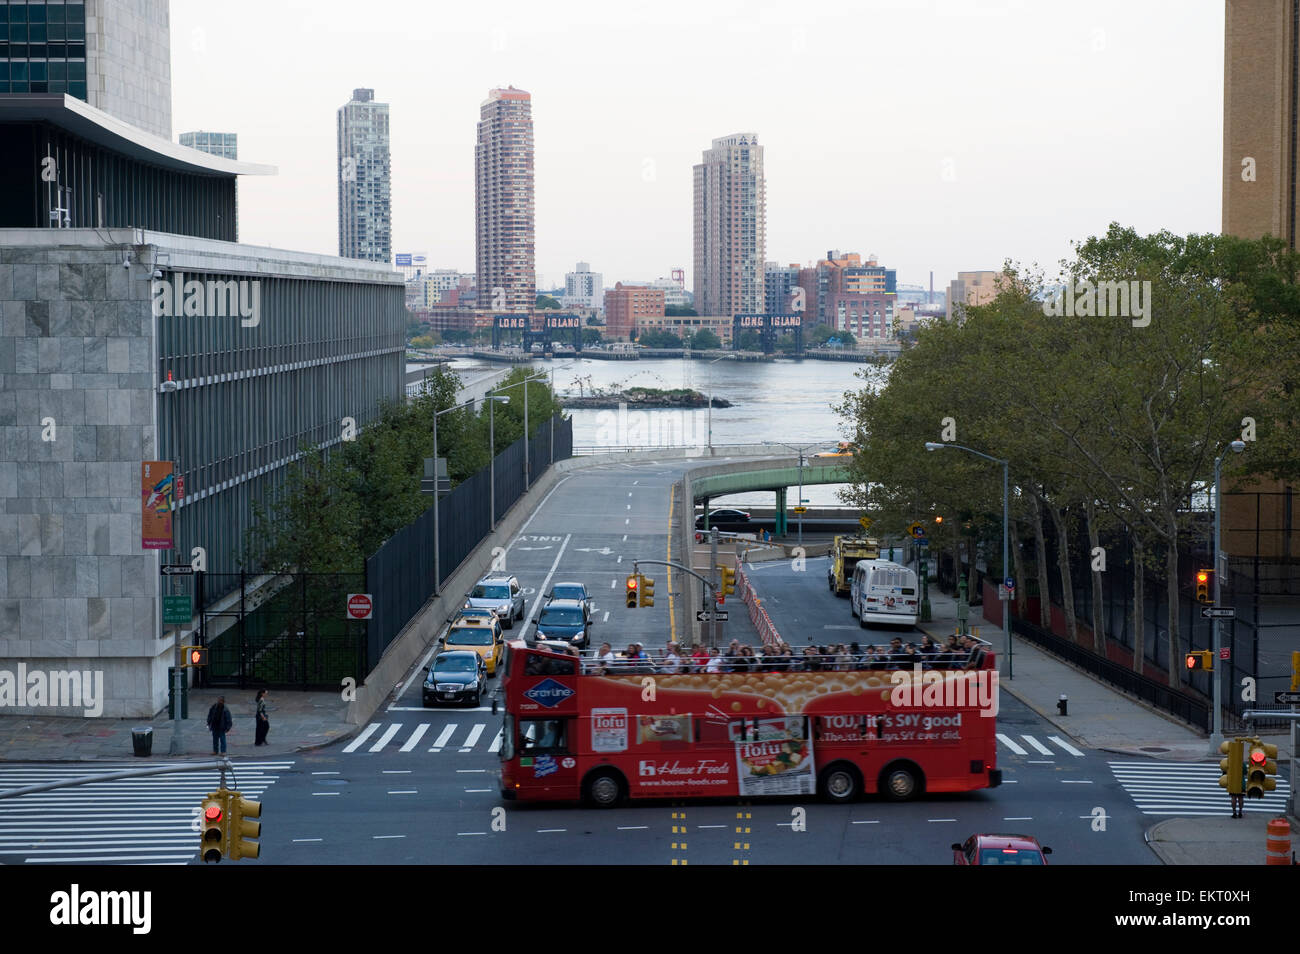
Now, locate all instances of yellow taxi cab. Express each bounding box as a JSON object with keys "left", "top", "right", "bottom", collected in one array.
[
  {"left": 814, "top": 441, "right": 855, "bottom": 458},
  {"left": 442, "top": 614, "right": 505, "bottom": 676}
]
